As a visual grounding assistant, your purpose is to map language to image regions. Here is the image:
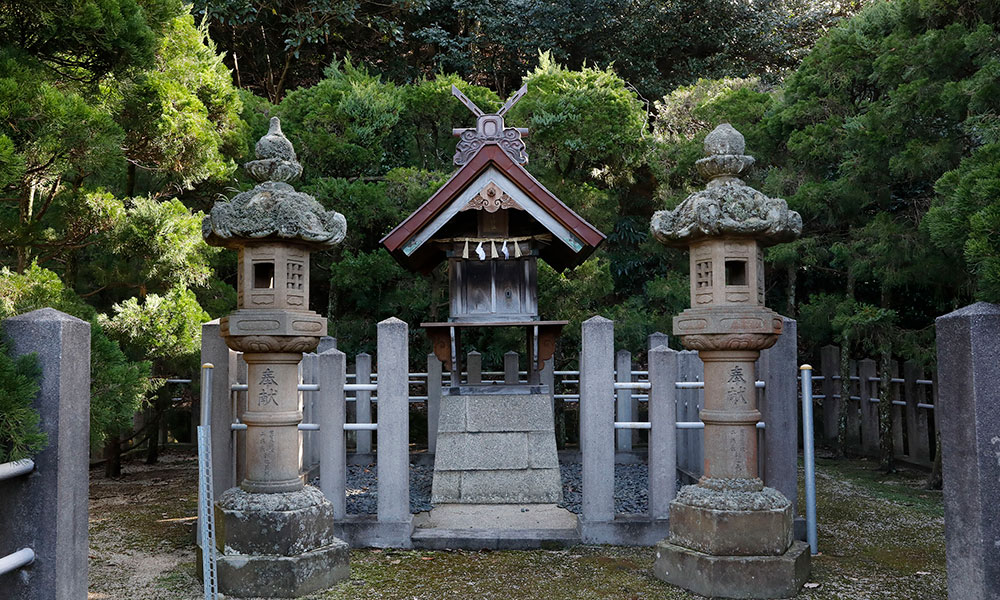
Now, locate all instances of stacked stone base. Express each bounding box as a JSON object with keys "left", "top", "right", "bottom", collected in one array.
[
  {"left": 432, "top": 386, "right": 561, "bottom": 504},
  {"left": 654, "top": 540, "right": 811, "bottom": 599},
  {"left": 214, "top": 486, "right": 349, "bottom": 597},
  {"left": 654, "top": 480, "right": 810, "bottom": 599}
]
